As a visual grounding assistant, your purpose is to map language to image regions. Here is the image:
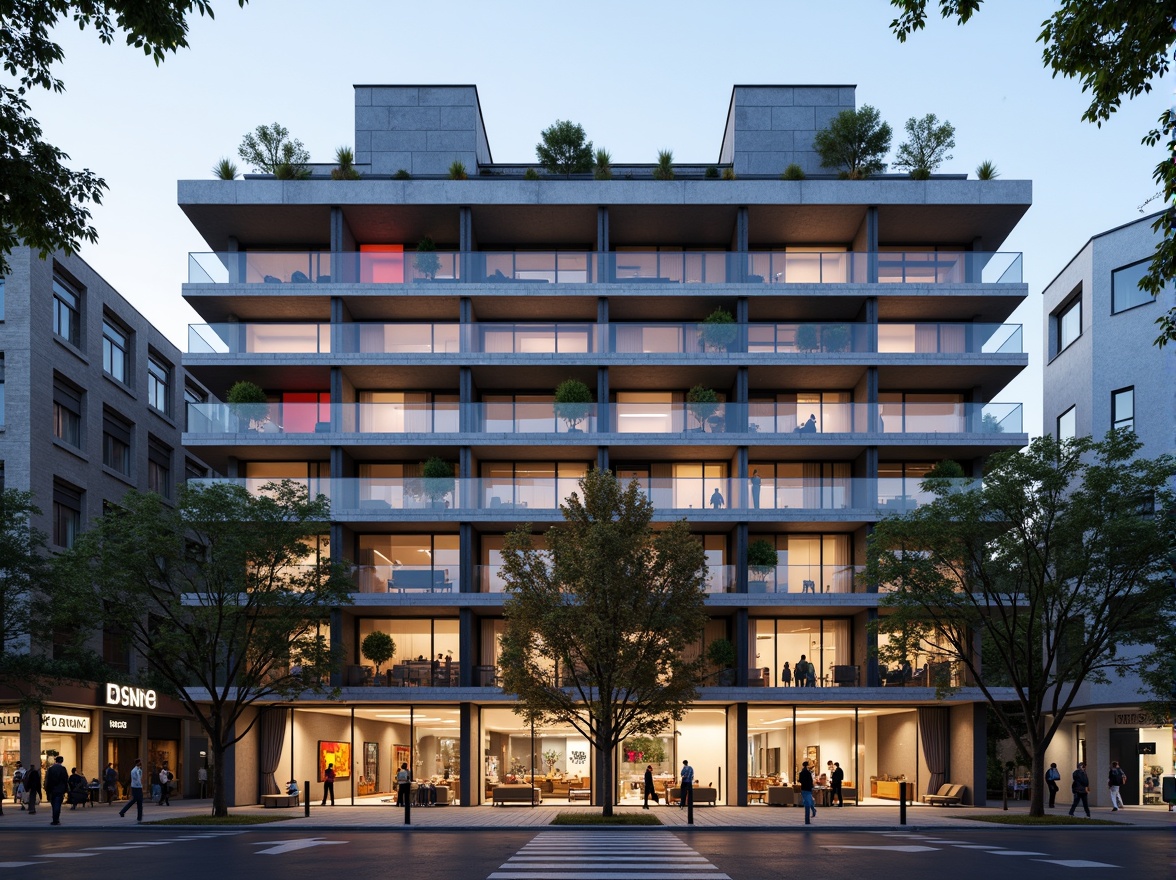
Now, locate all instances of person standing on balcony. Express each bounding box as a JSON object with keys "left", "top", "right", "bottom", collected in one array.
[{"left": 750, "top": 468, "right": 761, "bottom": 509}]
